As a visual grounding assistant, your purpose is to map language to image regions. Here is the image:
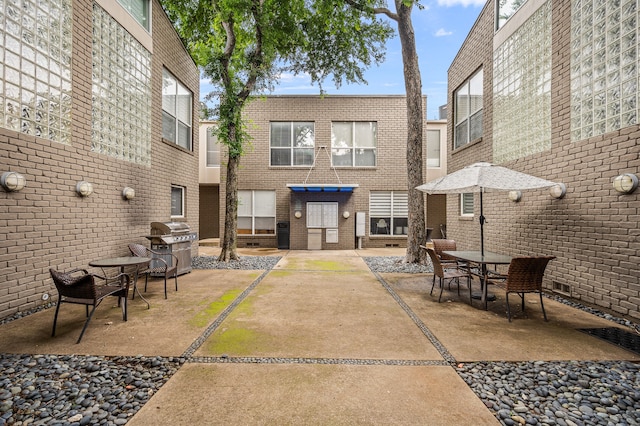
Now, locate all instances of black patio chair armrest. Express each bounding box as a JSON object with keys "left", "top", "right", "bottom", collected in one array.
[
  {"left": 66, "top": 268, "right": 89, "bottom": 276},
  {"left": 93, "top": 272, "right": 130, "bottom": 289}
]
